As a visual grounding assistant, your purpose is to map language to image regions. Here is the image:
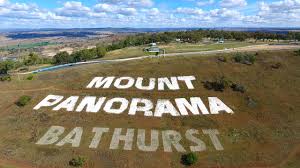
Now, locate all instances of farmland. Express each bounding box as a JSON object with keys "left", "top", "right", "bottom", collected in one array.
[{"left": 0, "top": 49, "right": 299, "bottom": 167}]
